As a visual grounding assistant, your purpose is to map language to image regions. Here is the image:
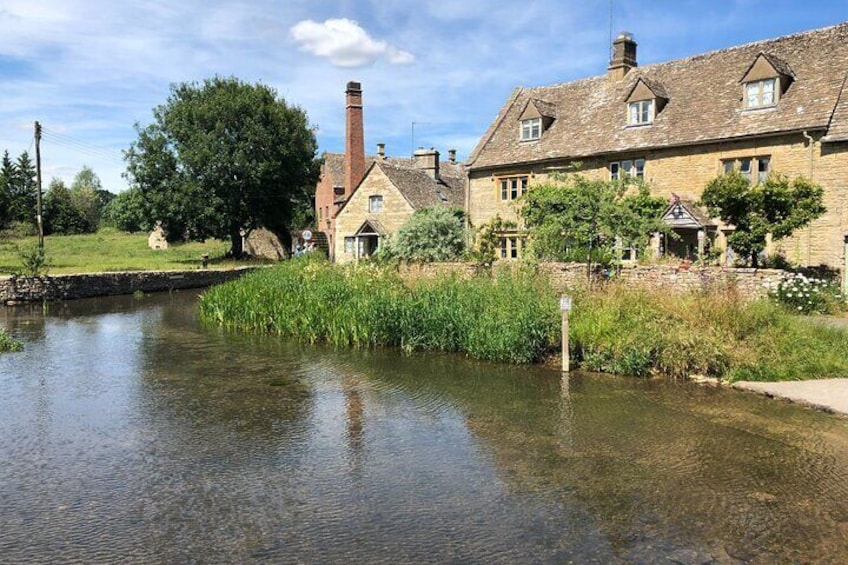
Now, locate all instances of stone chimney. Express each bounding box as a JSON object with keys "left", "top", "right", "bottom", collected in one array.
[
  {"left": 413, "top": 147, "right": 440, "bottom": 180},
  {"left": 448, "top": 149, "right": 456, "bottom": 164},
  {"left": 377, "top": 142, "right": 386, "bottom": 160},
  {"left": 608, "top": 32, "right": 637, "bottom": 81},
  {"left": 344, "top": 81, "right": 366, "bottom": 194}
]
